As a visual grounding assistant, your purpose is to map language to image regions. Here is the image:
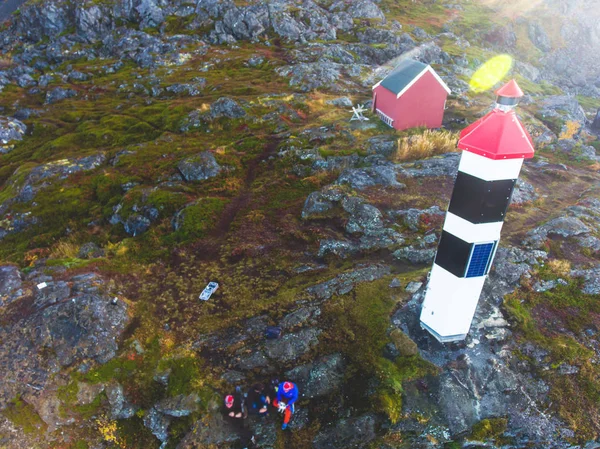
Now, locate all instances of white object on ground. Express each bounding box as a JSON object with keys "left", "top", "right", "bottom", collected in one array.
[
  {"left": 199, "top": 282, "right": 219, "bottom": 301},
  {"left": 350, "top": 104, "right": 369, "bottom": 122},
  {"left": 37, "top": 282, "right": 47, "bottom": 290}
]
